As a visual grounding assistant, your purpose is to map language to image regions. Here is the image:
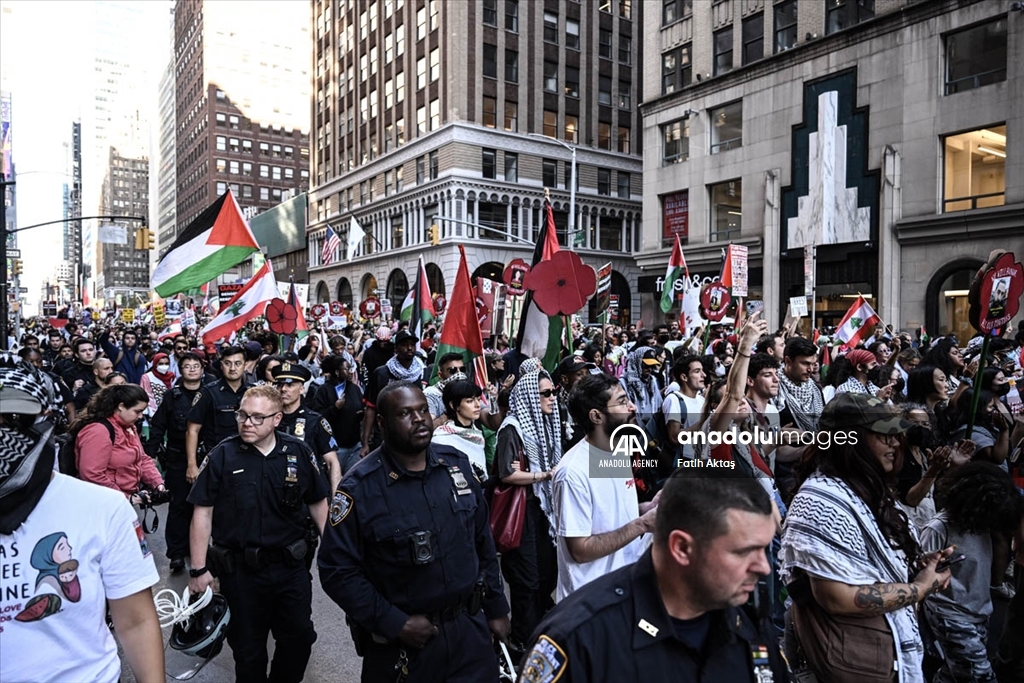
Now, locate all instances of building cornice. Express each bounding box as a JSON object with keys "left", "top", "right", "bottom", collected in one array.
[
  {"left": 633, "top": 235, "right": 764, "bottom": 271},
  {"left": 895, "top": 204, "right": 1024, "bottom": 245}
]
